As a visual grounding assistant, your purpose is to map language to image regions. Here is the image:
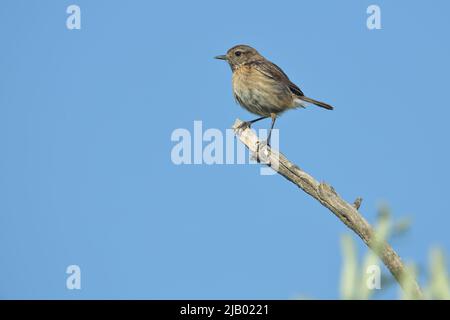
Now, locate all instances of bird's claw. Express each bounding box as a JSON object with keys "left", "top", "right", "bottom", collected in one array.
[
  {"left": 255, "top": 139, "right": 271, "bottom": 164},
  {"left": 236, "top": 121, "right": 251, "bottom": 132}
]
